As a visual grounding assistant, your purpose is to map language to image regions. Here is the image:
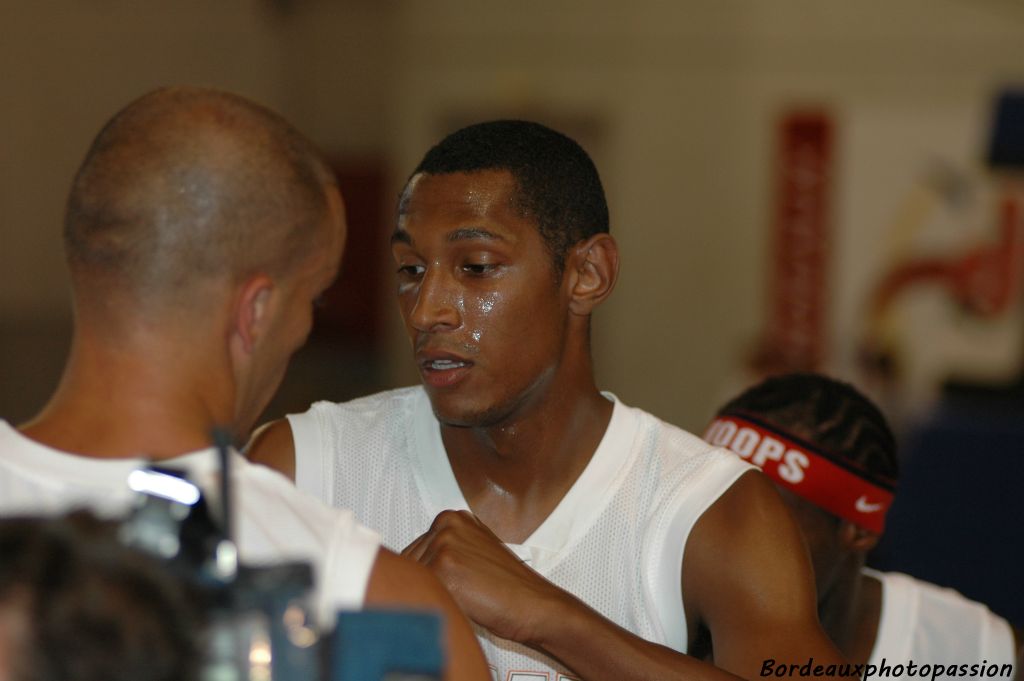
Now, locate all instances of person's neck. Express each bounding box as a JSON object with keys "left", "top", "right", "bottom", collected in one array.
[
  {"left": 440, "top": 370, "right": 613, "bottom": 543},
  {"left": 818, "top": 558, "right": 882, "bottom": 666},
  {"left": 19, "top": 333, "right": 236, "bottom": 461}
]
